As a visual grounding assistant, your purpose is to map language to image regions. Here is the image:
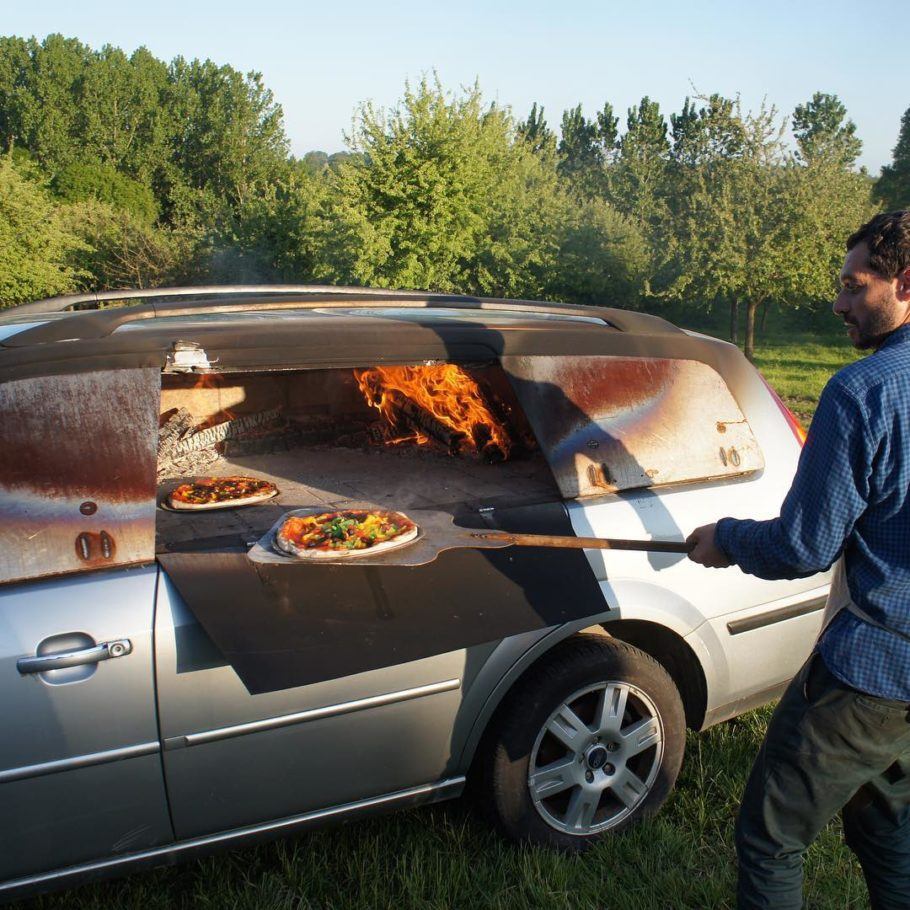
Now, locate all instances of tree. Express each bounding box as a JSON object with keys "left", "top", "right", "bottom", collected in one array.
[
  {"left": 546, "top": 197, "right": 648, "bottom": 308},
  {"left": 595, "top": 102, "right": 619, "bottom": 161},
  {"left": 557, "top": 104, "right": 603, "bottom": 194},
  {"left": 792, "top": 92, "right": 862, "bottom": 167},
  {"left": 76, "top": 45, "right": 170, "bottom": 183},
  {"left": 13, "top": 34, "right": 90, "bottom": 175},
  {"left": 53, "top": 160, "right": 159, "bottom": 223},
  {"left": 313, "top": 79, "right": 554, "bottom": 295},
  {"left": 665, "top": 94, "right": 747, "bottom": 339},
  {"left": 876, "top": 105, "right": 910, "bottom": 209},
  {"left": 670, "top": 94, "right": 745, "bottom": 167},
  {"left": 517, "top": 102, "right": 555, "bottom": 157},
  {"left": 613, "top": 97, "right": 670, "bottom": 225},
  {"left": 0, "top": 36, "right": 33, "bottom": 154},
  {"left": 663, "top": 102, "right": 874, "bottom": 360},
  {"left": 0, "top": 158, "right": 85, "bottom": 306},
  {"left": 63, "top": 198, "right": 190, "bottom": 290},
  {"left": 165, "top": 57, "right": 289, "bottom": 214}
]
